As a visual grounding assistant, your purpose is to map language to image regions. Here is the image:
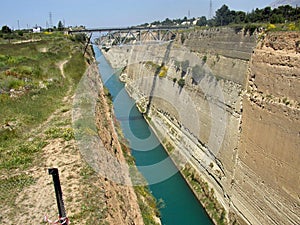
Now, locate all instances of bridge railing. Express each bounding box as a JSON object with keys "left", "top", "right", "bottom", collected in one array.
[
  {"left": 68, "top": 26, "right": 191, "bottom": 48},
  {"left": 67, "top": 25, "right": 191, "bottom": 34}
]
